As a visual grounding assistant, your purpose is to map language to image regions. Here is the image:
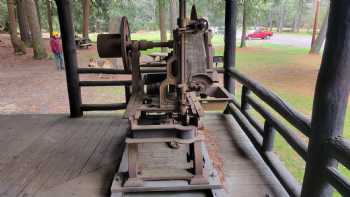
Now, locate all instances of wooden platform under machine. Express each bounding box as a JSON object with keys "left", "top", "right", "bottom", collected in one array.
[{"left": 110, "top": 136, "right": 225, "bottom": 197}]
